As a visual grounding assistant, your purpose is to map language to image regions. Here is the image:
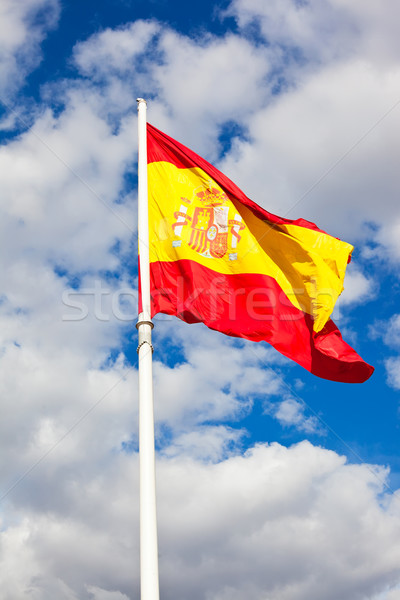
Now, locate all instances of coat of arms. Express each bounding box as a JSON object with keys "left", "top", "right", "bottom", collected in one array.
[{"left": 171, "top": 184, "right": 245, "bottom": 260}]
